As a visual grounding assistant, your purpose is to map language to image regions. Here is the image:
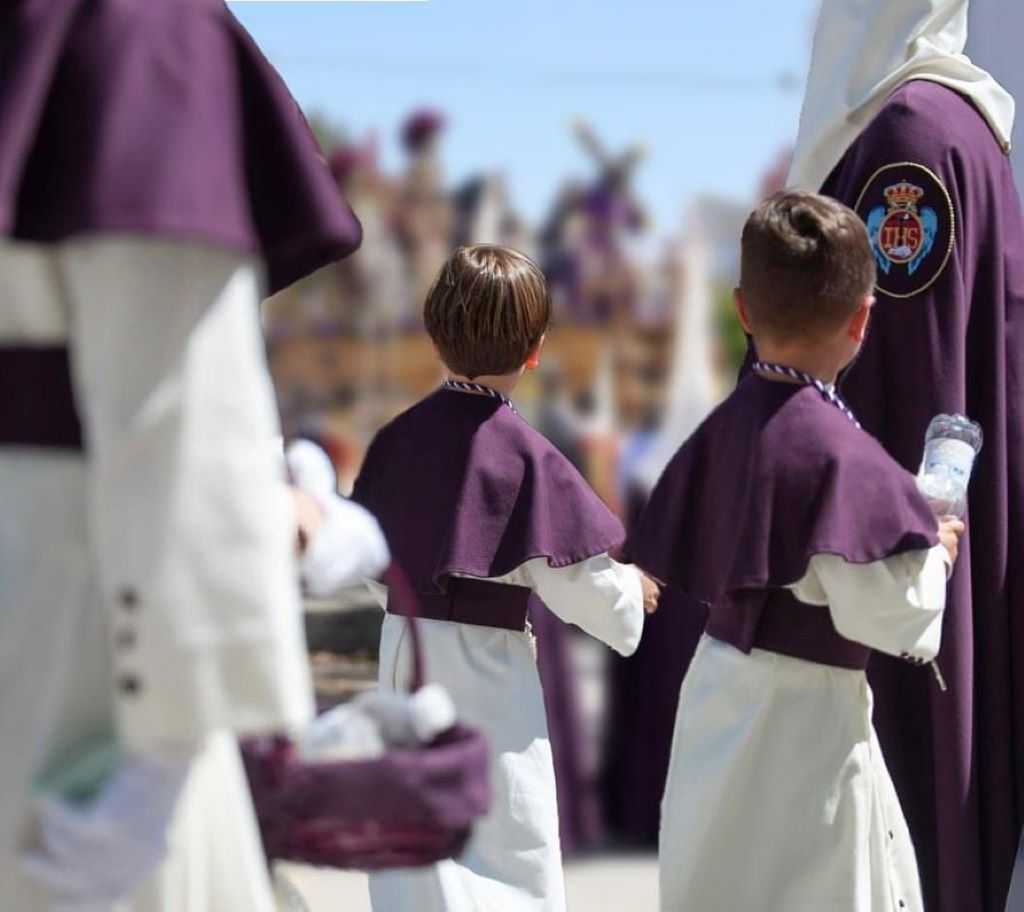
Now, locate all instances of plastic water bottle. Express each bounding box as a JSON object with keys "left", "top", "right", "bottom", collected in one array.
[{"left": 916, "top": 414, "right": 983, "bottom": 518}]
